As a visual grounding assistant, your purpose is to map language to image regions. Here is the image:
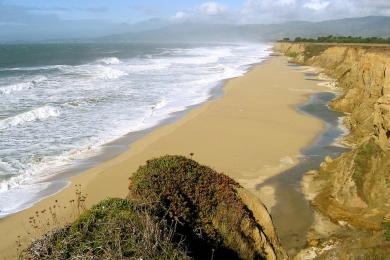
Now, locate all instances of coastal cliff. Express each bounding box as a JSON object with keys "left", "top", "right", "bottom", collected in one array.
[{"left": 275, "top": 42, "right": 390, "bottom": 257}]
